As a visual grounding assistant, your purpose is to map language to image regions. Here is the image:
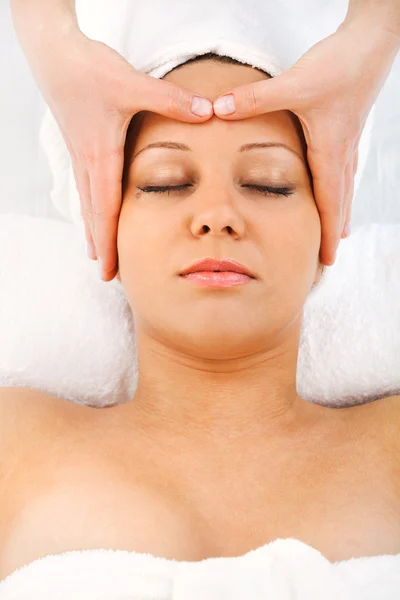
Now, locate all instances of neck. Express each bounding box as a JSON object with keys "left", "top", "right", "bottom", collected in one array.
[{"left": 124, "top": 321, "right": 323, "bottom": 453}]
